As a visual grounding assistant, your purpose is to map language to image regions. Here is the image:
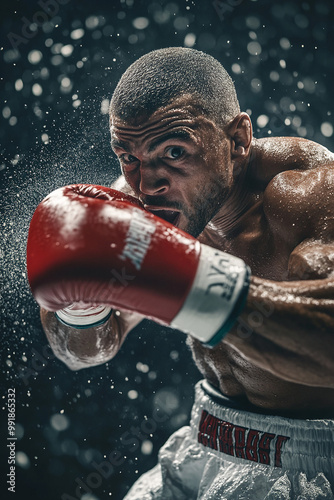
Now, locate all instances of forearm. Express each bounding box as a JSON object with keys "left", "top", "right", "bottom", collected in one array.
[
  {"left": 224, "top": 276, "right": 334, "bottom": 387},
  {"left": 40, "top": 308, "right": 142, "bottom": 370}
]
